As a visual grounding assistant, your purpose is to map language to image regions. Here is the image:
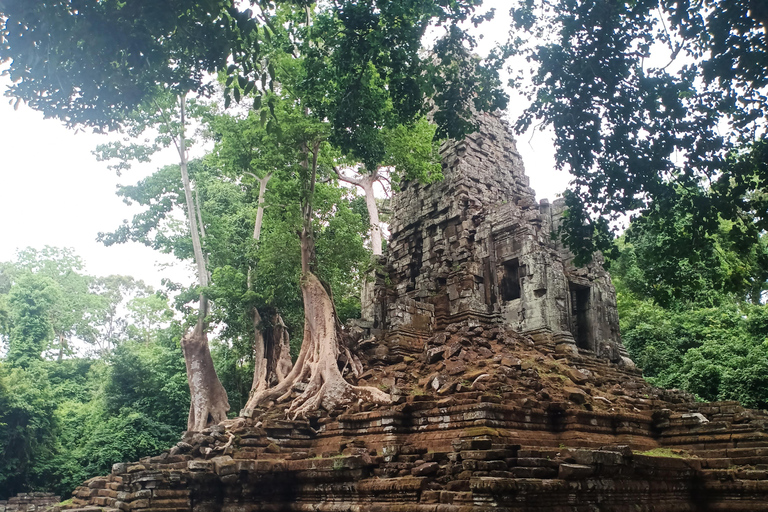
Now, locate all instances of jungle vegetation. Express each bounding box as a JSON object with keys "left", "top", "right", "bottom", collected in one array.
[{"left": 1, "top": 0, "right": 767, "bottom": 500}]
